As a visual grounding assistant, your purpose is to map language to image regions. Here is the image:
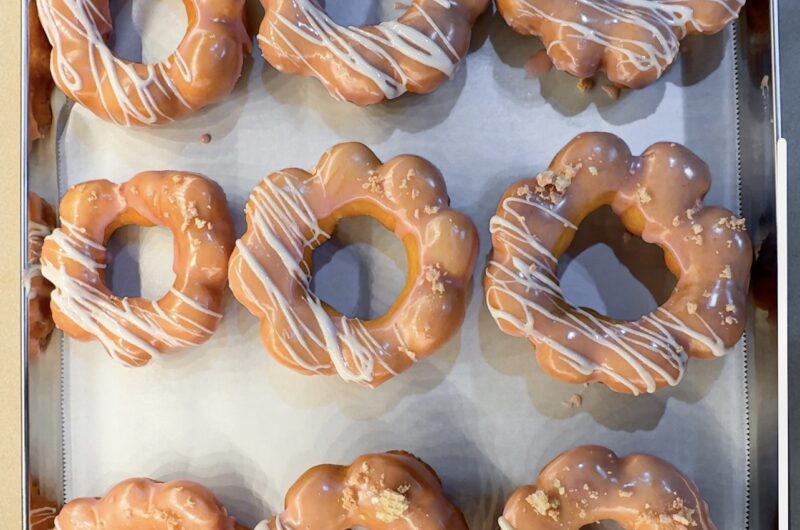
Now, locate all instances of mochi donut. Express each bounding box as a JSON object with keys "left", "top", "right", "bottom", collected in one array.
[
  {"left": 484, "top": 132, "right": 752, "bottom": 395},
  {"left": 229, "top": 143, "right": 478, "bottom": 387},
  {"left": 496, "top": 0, "right": 745, "bottom": 88},
  {"left": 36, "top": 0, "right": 250, "bottom": 126},
  {"left": 257, "top": 451, "right": 468, "bottom": 530},
  {"left": 257, "top": 0, "right": 490, "bottom": 105},
  {"left": 27, "top": 192, "right": 56, "bottom": 359},
  {"left": 54, "top": 478, "right": 247, "bottom": 530},
  {"left": 40, "top": 171, "right": 235, "bottom": 366},
  {"left": 28, "top": 1, "right": 54, "bottom": 143},
  {"left": 499, "top": 445, "right": 717, "bottom": 530},
  {"left": 30, "top": 479, "right": 58, "bottom": 530}
]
